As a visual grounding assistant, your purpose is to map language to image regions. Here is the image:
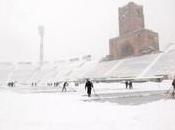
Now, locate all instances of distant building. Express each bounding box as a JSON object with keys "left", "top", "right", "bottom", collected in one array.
[{"left": 109, "top": 2, "right": 159, "bottom": 59}]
